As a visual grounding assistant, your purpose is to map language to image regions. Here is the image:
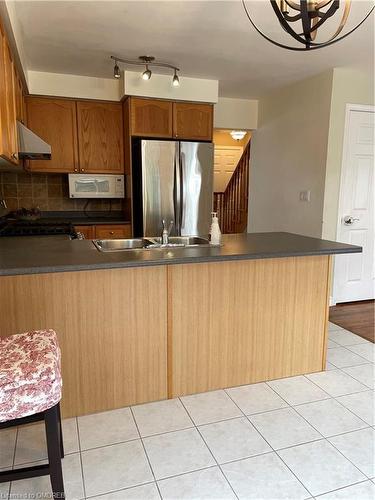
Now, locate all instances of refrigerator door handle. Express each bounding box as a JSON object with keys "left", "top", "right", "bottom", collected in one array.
[
  {"left": 179, "top": 149, "right": 184, "bottom": 234},
  {"left": 174, "top": 142, "right": 181, "bottom": 235}
]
